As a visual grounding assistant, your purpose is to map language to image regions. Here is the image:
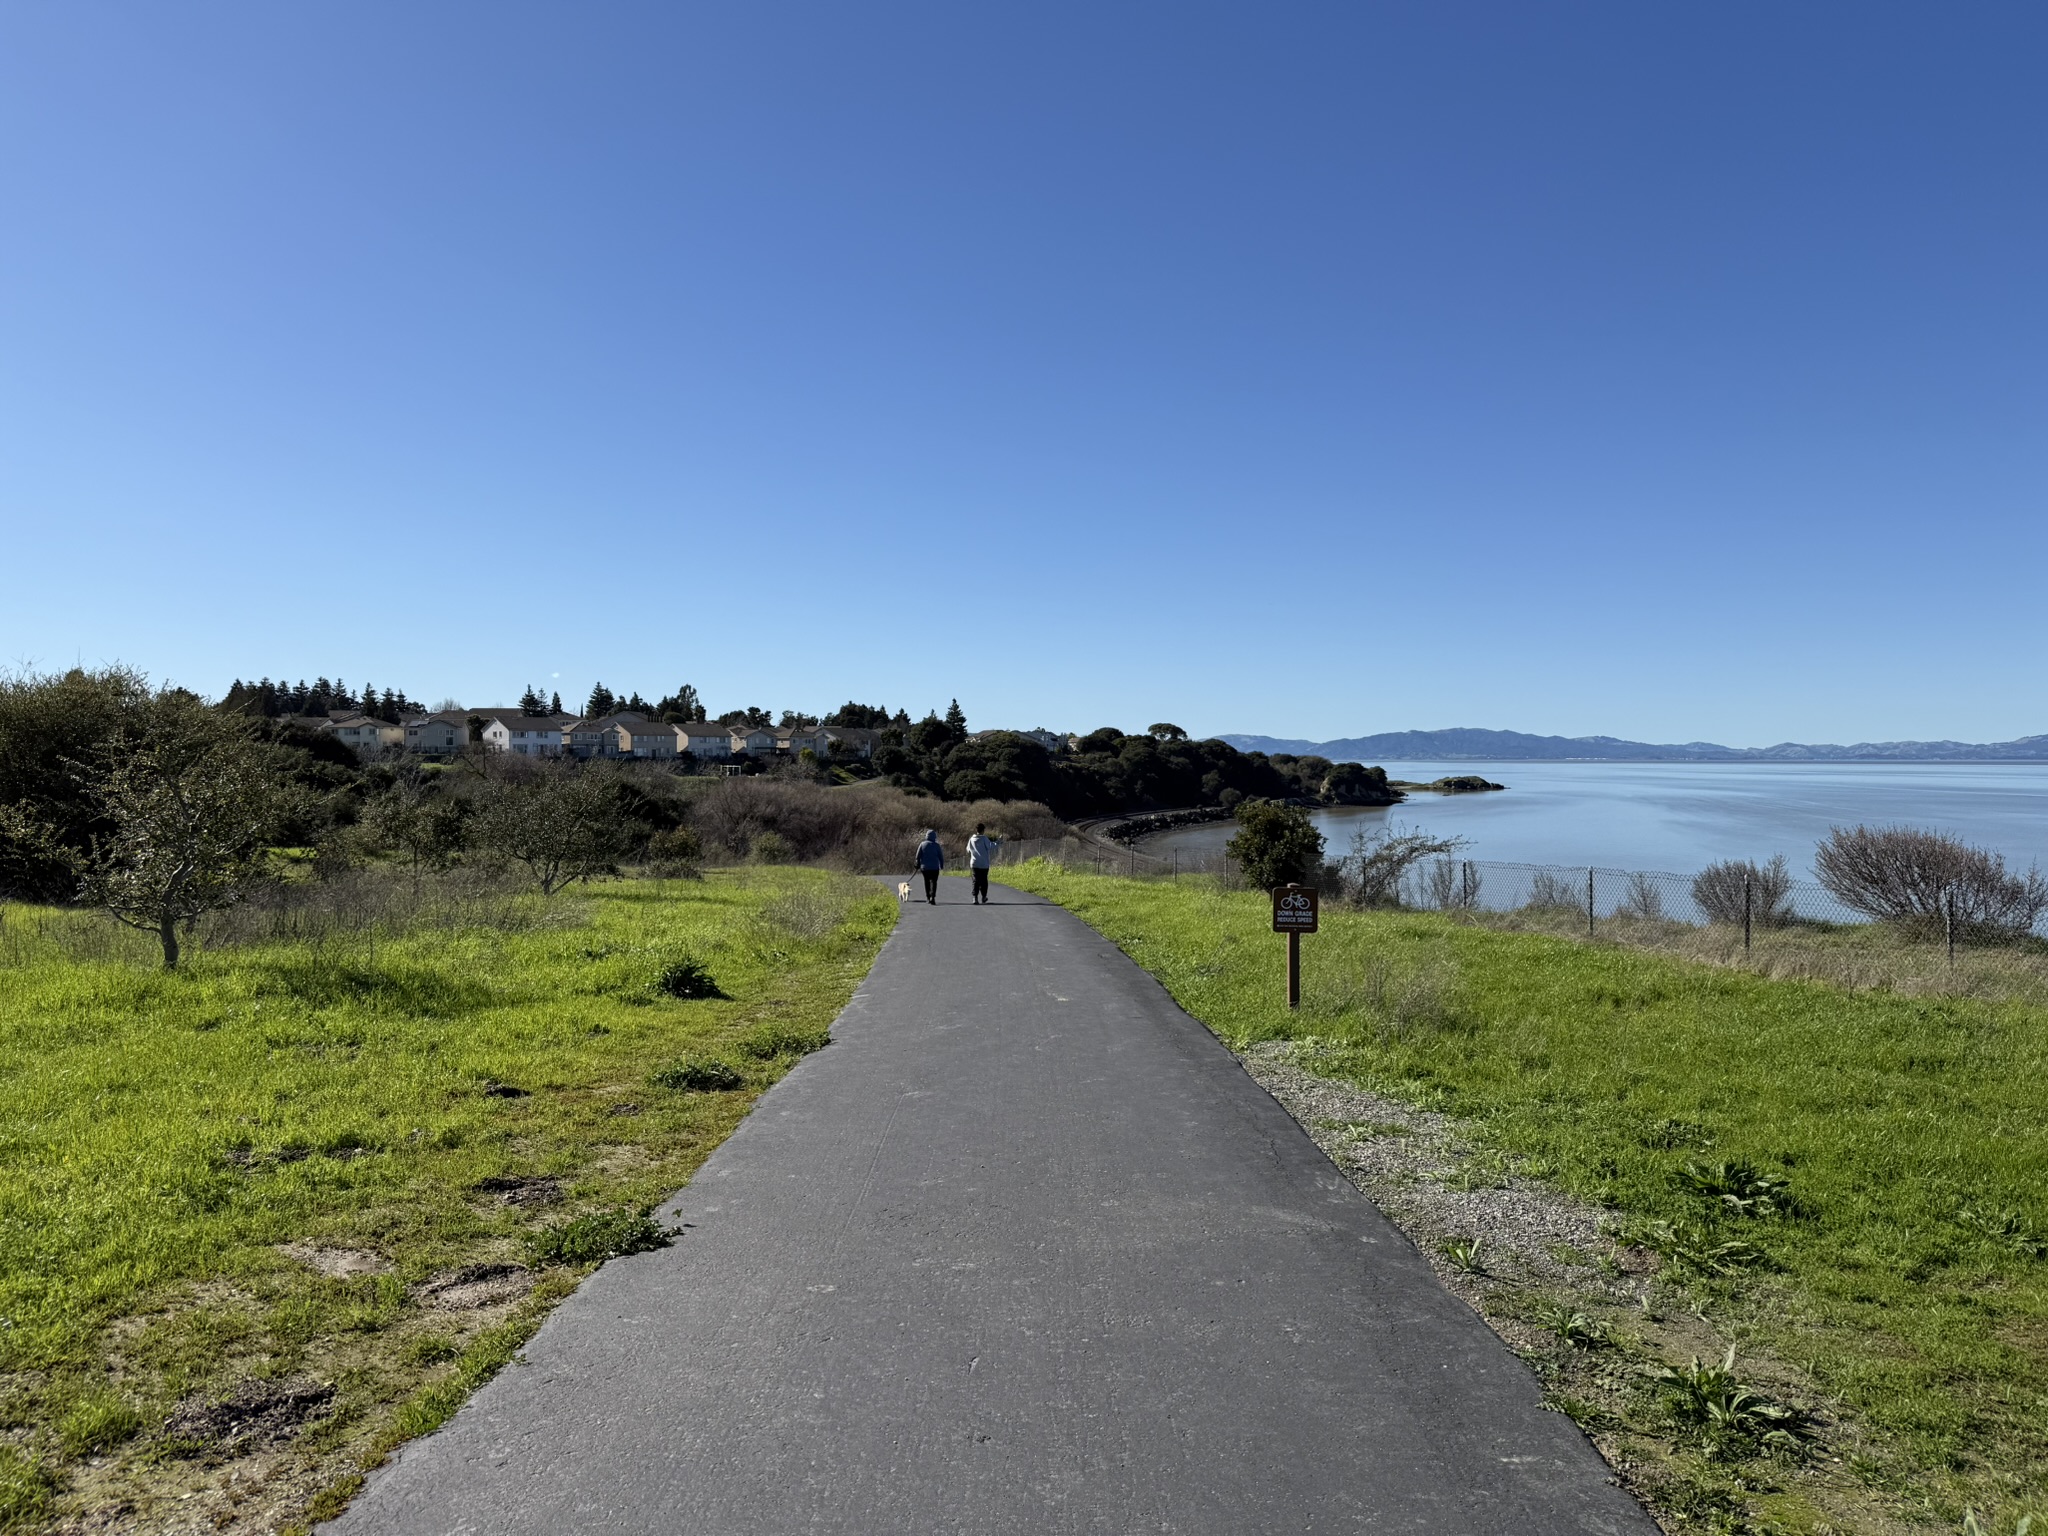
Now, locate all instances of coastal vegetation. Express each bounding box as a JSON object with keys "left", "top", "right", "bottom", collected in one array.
[
  {"left": 870, "top": 717, "right": 1399, "bottom": 816},
  {"left": 0, "top": 866, "right": 893, "bottom": 1532},
  {"left": 996, "top": 864, "right": 2048, "bottom": 1535}
]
